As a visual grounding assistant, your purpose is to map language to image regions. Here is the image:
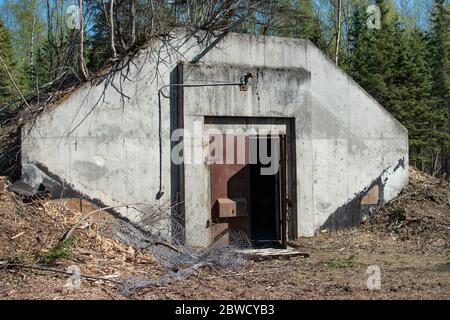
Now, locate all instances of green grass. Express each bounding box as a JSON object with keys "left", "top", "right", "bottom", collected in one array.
[
  {"left": 325, "top": 254, "right": 358, "bottom": 269},
  {"left": 36, "top": 236, "right": 76, "bottom": 265}
]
